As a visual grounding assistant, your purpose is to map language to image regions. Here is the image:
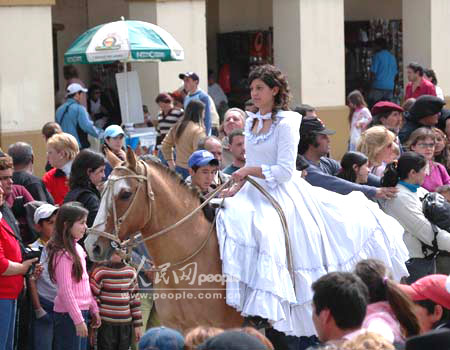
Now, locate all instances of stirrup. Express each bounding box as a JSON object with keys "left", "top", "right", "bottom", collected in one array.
[{"left": 242, "top": 315, "right": 270, "bottom": 329}]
